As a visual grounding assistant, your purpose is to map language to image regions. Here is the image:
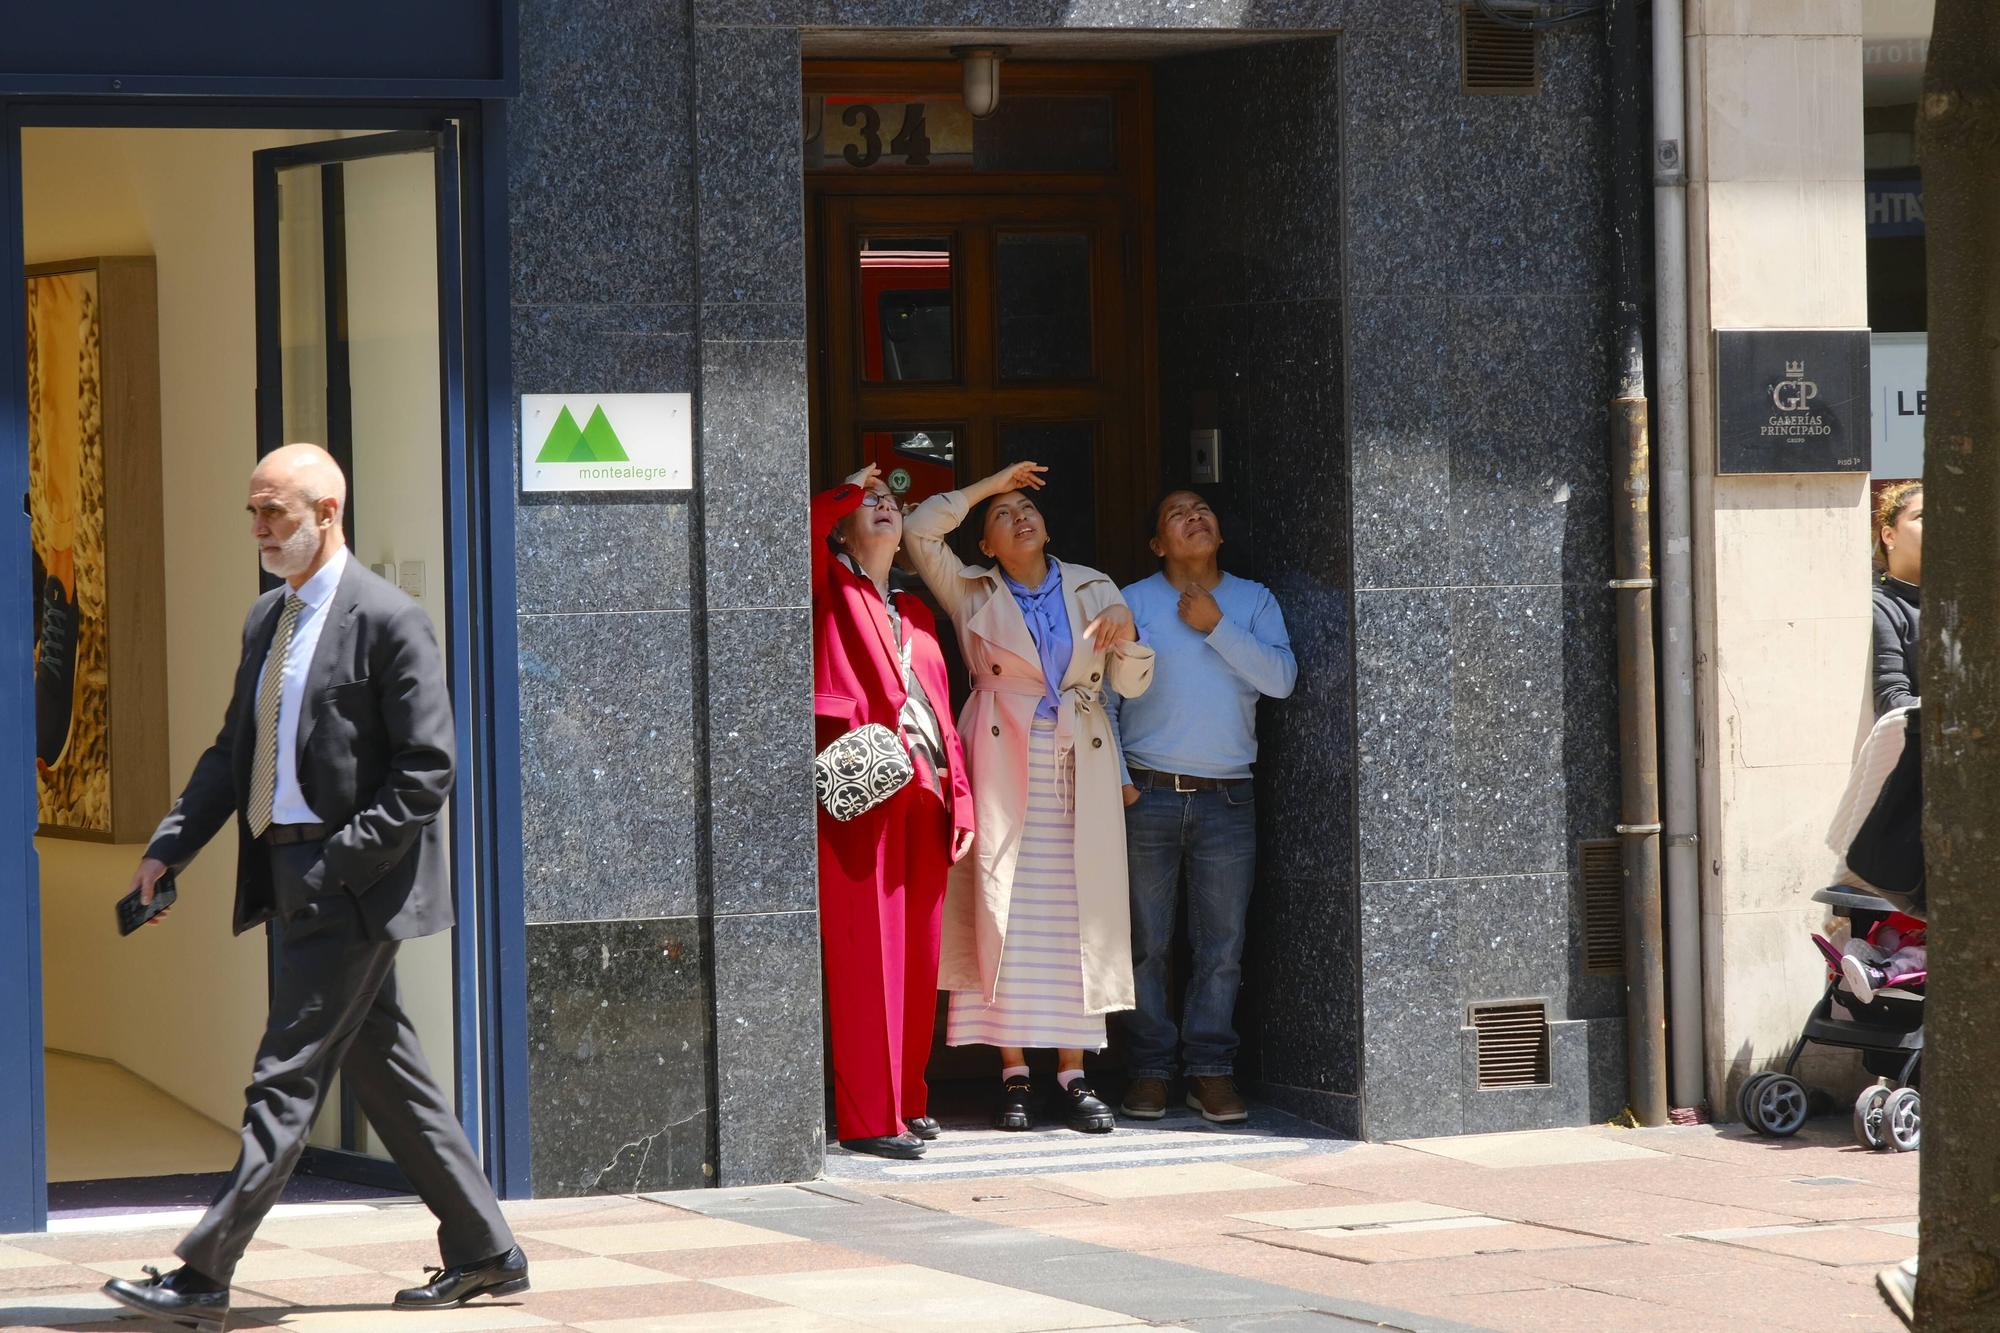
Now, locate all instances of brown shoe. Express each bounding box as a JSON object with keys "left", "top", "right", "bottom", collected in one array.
[
  {"left": 1120, "top": 1076, "right": 1168, "bottom": 1120},
  {"left": 1186, "top": 1075, "right": 1249, "bottom": 1123}
]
